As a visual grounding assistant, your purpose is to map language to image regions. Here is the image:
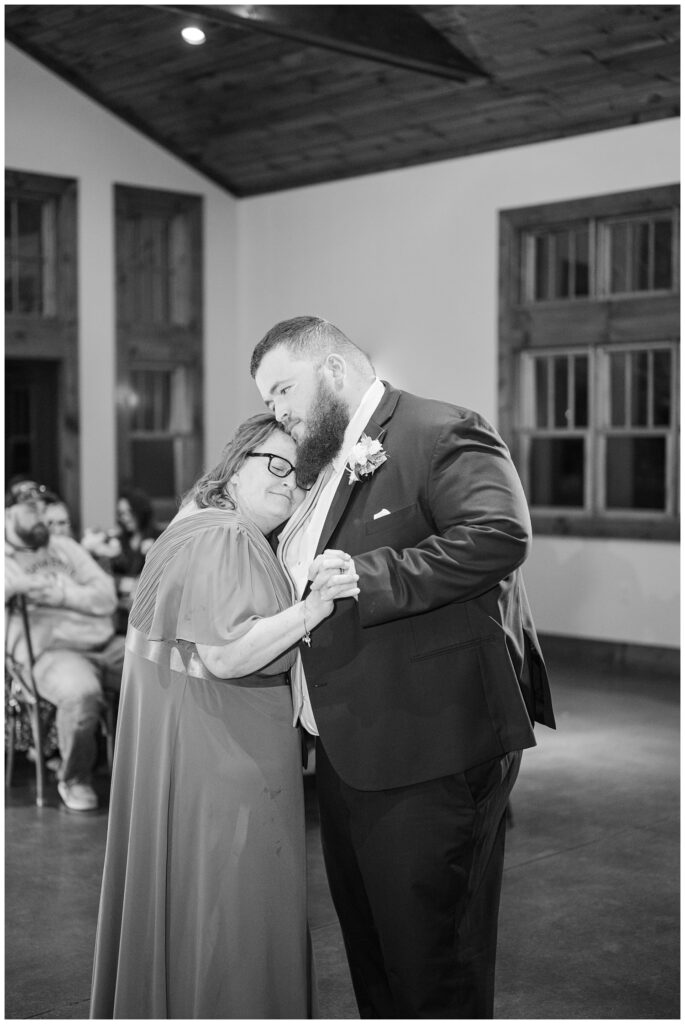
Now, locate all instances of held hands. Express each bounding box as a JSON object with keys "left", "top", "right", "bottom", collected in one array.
[{"left": 304, "top": 550, "right": 359, "bottom": 626}]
